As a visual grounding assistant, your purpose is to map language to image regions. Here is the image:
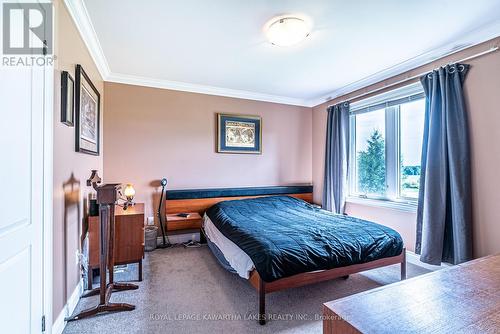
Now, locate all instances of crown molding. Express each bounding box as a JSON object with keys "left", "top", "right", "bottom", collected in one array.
[
  {"left": 106, "top": 72, "right": 312, "bottom": 106},
  {"left": 63, "top": 0, "right": 111, "bottom": 79},
  {"left": 63, "top": 0, "right": 311, "bottom": 106},
  {"left": 307, "top": 20, "right": 500, "bottom": 107},
  {"left": 64, "top": 0, "right": 499, "bottom": 108},
  {"left": 61, "top": 0, "right": 313, "bottom": 106}
]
